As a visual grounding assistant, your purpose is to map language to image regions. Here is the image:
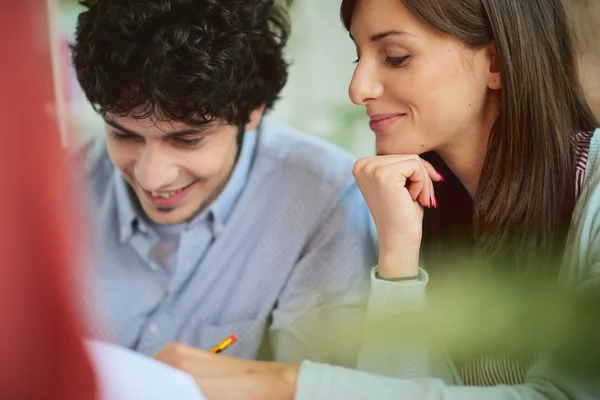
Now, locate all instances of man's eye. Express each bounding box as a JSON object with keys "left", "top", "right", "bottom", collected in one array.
[
  {"left": 173, "top": 137, "right": 203, "bottom": 148},
  {"left": 110, "top": 131, "right": 137, "bottom": 140}
]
